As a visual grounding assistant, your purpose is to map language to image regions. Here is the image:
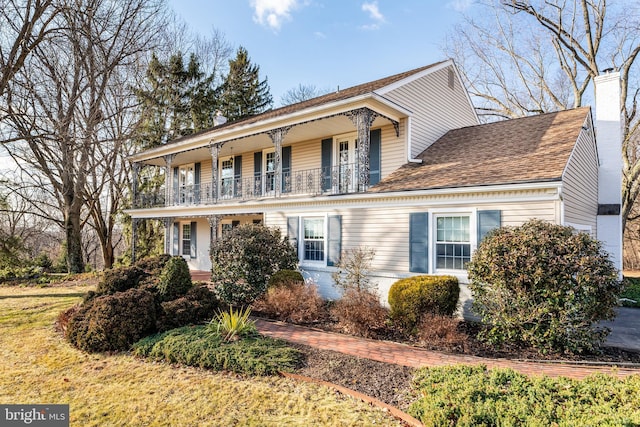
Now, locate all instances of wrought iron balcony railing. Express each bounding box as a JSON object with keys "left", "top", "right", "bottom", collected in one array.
[{"left": 133, "top": 163, "right": 362, "bottom": 208}]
